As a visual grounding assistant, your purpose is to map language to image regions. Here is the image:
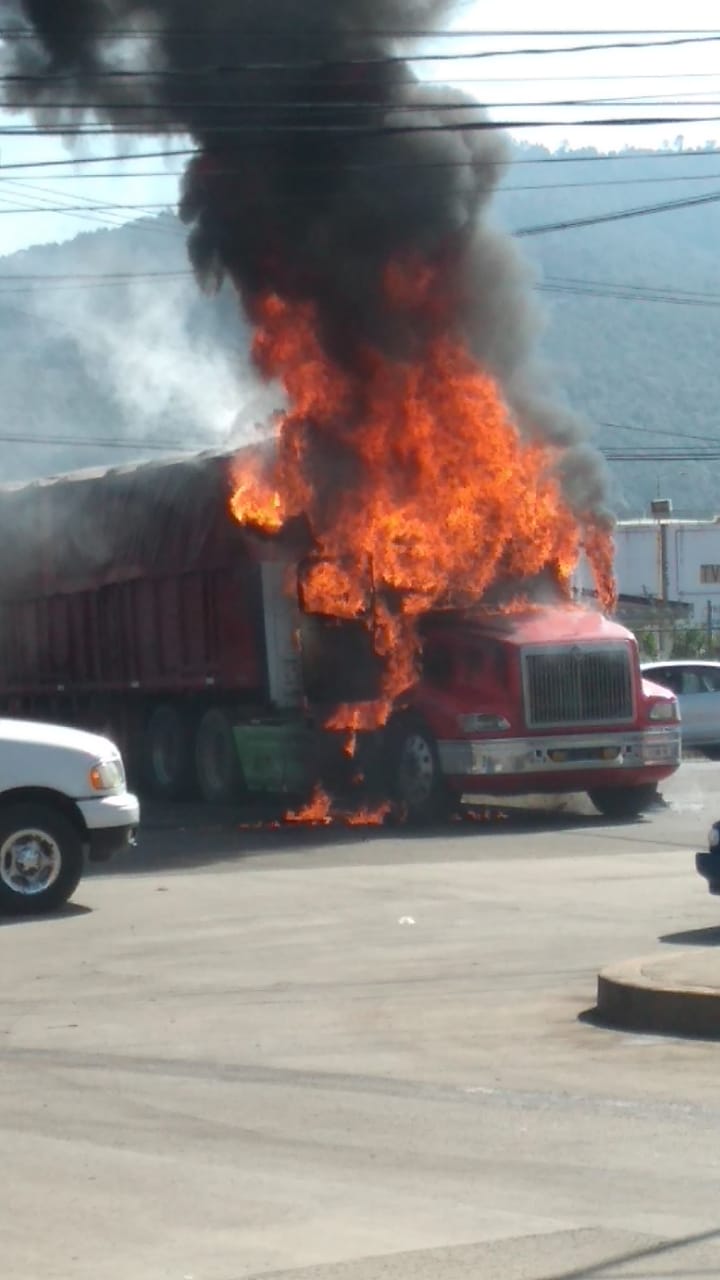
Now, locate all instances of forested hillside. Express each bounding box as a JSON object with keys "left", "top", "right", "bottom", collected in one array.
[{"left": 1, "top": 142, "right": 719, "bottom": 516}]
